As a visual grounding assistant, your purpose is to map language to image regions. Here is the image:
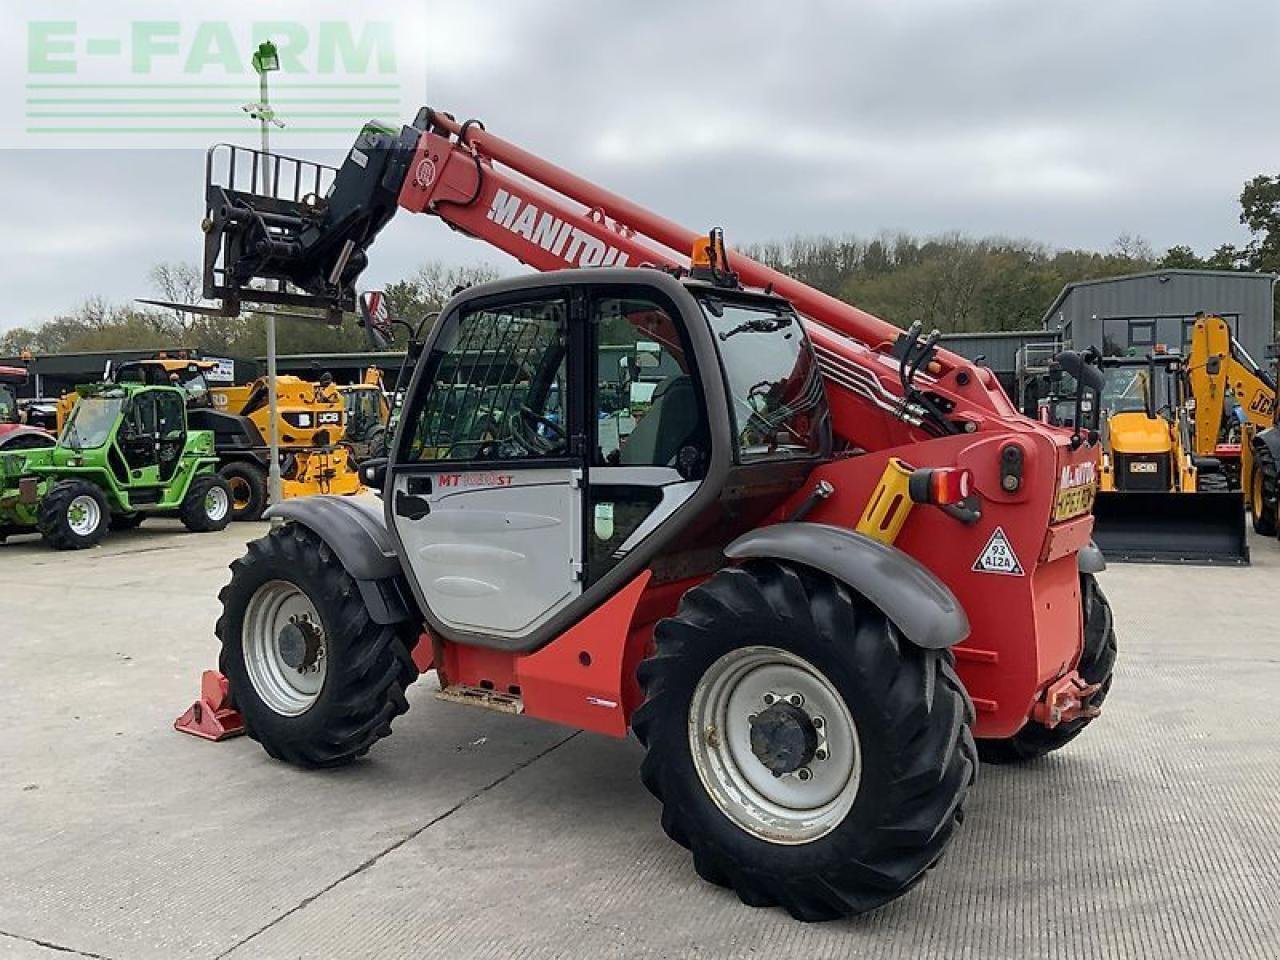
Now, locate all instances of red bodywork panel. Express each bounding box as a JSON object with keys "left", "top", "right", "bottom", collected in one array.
[{"left": 395, "top": 111, "right": 1101, "bottom": 741}]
